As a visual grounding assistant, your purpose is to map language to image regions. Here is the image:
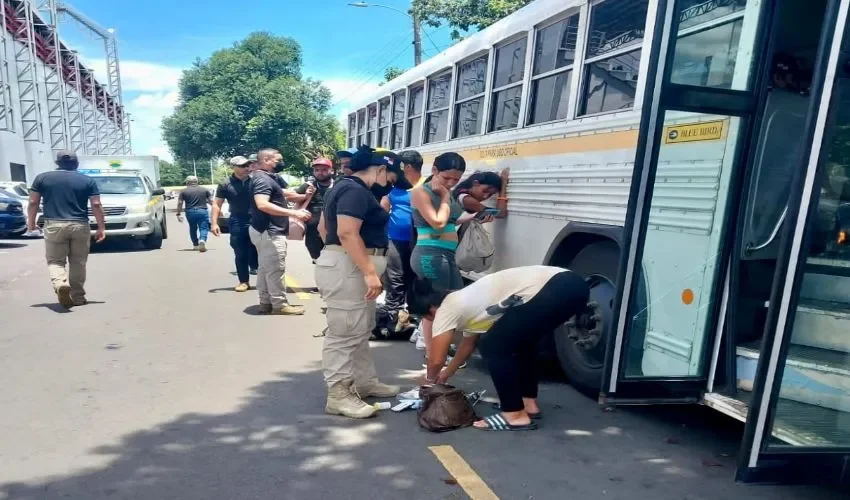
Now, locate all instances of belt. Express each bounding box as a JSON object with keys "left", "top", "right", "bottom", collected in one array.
[{"left": 325, "top": 244, "right": 388, "bottom": 256}]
